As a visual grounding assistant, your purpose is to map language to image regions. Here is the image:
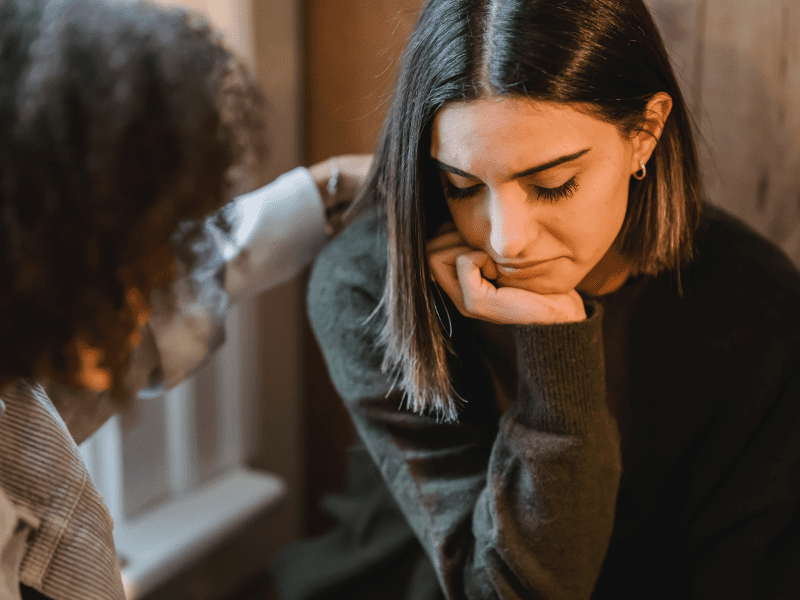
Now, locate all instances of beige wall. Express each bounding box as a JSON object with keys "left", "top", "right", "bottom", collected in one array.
[
  {"left": 300, "top": 0, "right": 427, "bottom": 534},
  {"left": 153, "top": 0, "right": 254, "bottom": 66}
]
